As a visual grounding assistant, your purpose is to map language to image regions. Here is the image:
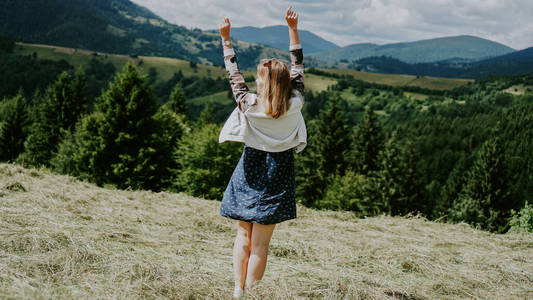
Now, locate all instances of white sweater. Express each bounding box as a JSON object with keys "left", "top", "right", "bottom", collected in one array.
[{"left": 218, "top": 46, "right": 307, "bottom": 153}]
